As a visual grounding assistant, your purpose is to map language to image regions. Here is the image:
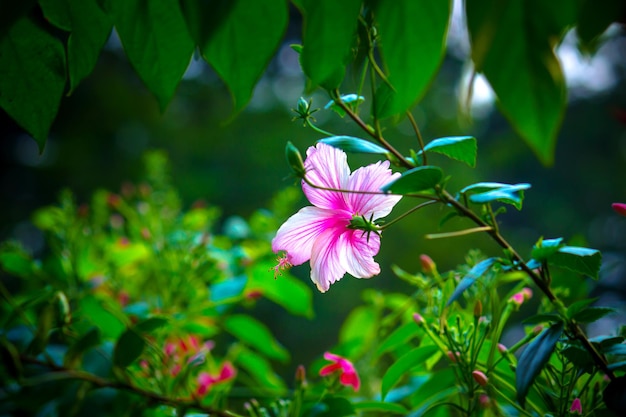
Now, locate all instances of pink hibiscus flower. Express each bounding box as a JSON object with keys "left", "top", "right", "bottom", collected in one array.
[
  {"left": 319, "top": 352, "right": 360, "bottom": 391},
  {"left": 196, "top": 362, "right": 236, "bottom": 396},
  {"left": 272, "top": 143, "right": 401, "bottom": 292}
]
